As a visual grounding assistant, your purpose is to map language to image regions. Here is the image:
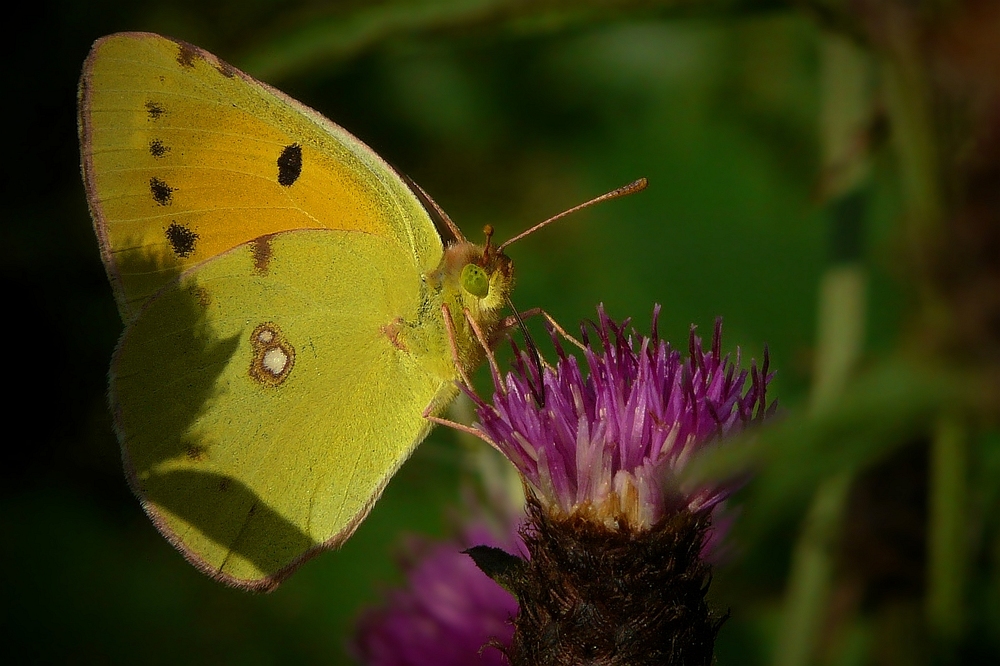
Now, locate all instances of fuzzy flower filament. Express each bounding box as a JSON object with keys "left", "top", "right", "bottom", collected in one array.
[{"left": 471, "top": 305, "right": 772, "bottom": 530}]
